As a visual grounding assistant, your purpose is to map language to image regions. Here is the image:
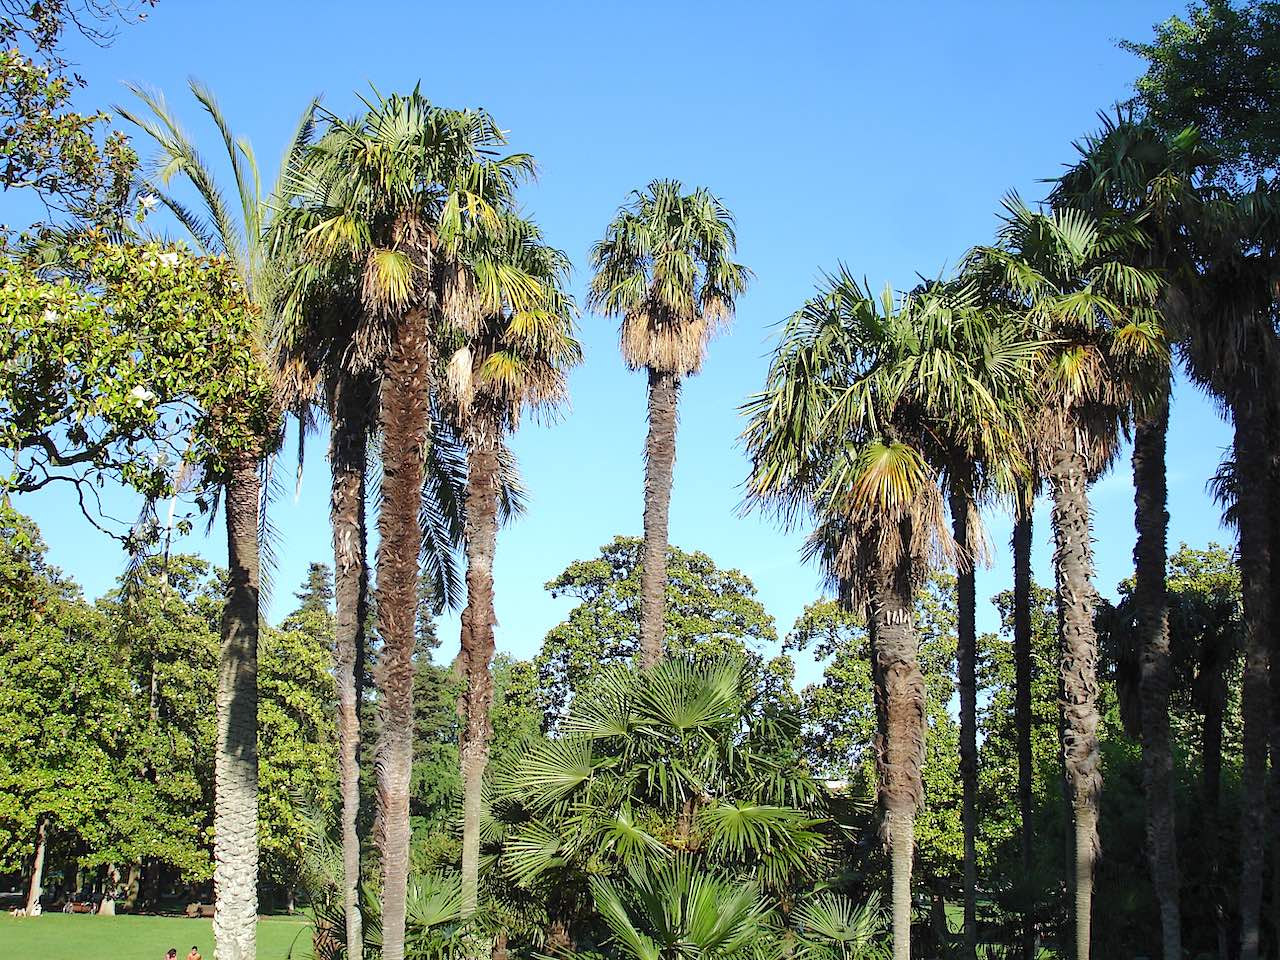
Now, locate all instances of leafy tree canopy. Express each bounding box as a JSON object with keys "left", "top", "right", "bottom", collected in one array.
[
  {"left": 534, "top": 536, "right": 779, "bottom": 724},
  {"left": 0, "top": 237, "right": 273, "bottom": 544},
  {"left": 1123, "top": 0, "right": 1280, "bottom": 180}
]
